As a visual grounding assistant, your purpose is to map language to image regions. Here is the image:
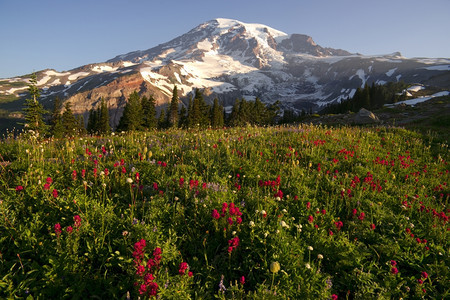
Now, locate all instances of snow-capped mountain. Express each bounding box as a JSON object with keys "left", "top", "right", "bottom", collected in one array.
[{"left": 1, "top": 18, "right": 449, "bottom": 125}]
